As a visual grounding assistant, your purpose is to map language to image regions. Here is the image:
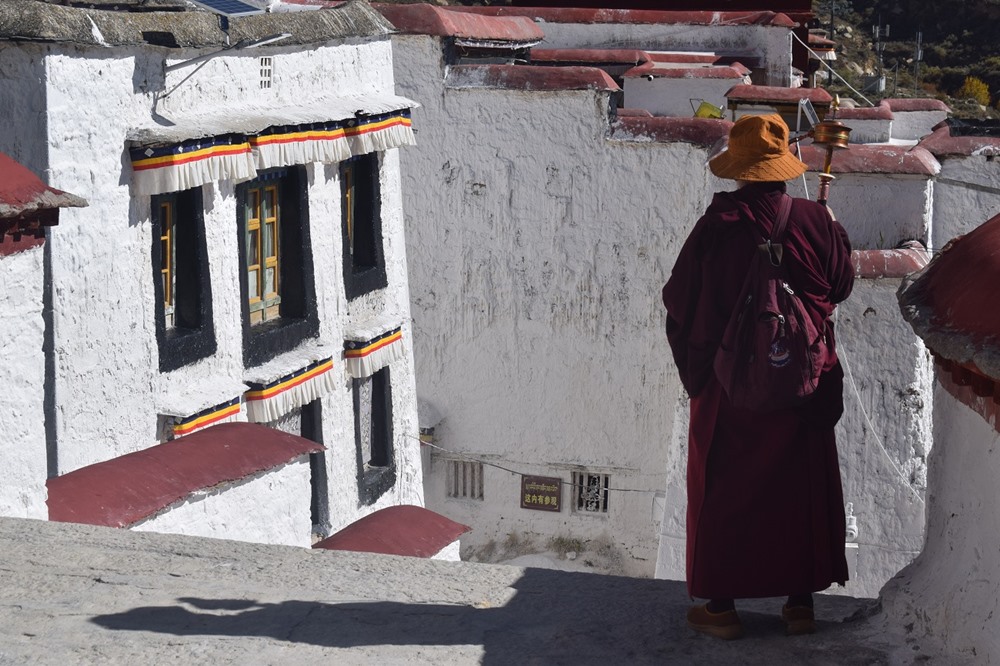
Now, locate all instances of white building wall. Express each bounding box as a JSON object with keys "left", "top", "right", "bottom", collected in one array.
[
  {"left": 395, "top": 33, "right": 934, "bottom": 587},
  {"left": 890, "top": 110, "right": 949, "bottom": 142},
  {"left": 785, "top": 174, "right": 932, "bottom": 248},
  {"left": 7, "top": 35, "right": 422, "bottom": 542},
  {"left": 880, "top": 385, "right": 1000, "bottom": 661},
  {"left": 932, "top": 156, "right": 1000, "bottom": 251},
  {"left": 622, "top": 77, "right": 736, "bottom": 117},
  {"left": 133, "top": 460, "right": 314, "bottom": 546},
  {"left": 840, "top": 118, "right": 892, "bottom": 144},
  {"left": 0, "top": 246, "right": 49, "bottom": 519},
  {"left": 537, "top": 23, "right": 793, "bottom": 86}
]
